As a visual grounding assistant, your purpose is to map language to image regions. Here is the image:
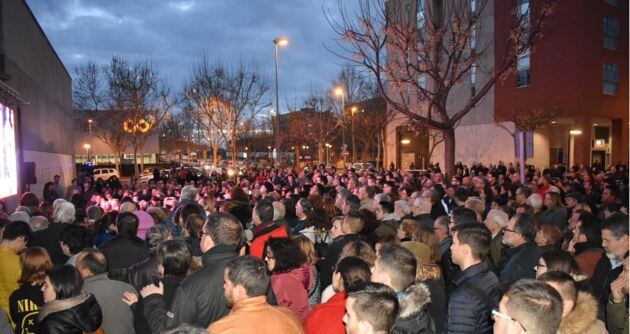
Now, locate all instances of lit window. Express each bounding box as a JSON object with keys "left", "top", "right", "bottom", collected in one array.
[
  {"left": 516, "top": 49, "right": 530, "bottom": 87},
  {"left": 419, "top": 73, "right": 427, "bottom": 90},
  {"left": 602, "top": 63, "right": 619, "bottom": 95},
  {"left": 603, "top": 17, "right": 620, "bottom": 51}
]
